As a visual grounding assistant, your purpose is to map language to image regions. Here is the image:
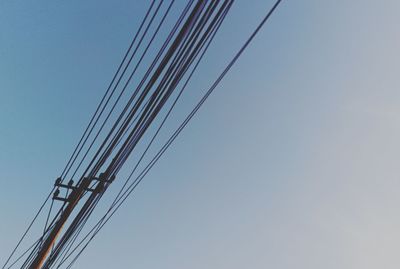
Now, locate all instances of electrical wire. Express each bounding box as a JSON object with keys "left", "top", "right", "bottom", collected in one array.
[{"left": 60, "top": 1, "right": 282, "bottom": 267}]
